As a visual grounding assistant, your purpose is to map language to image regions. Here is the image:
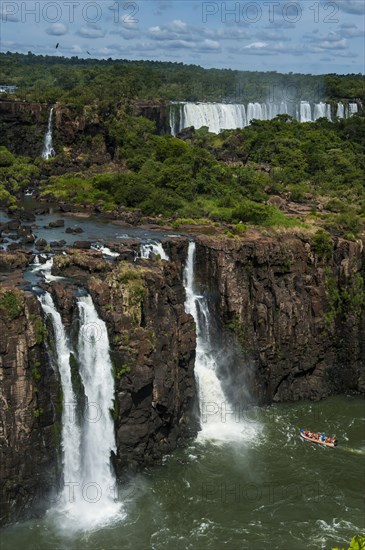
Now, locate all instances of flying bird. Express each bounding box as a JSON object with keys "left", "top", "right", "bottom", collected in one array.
[
  {"left": 55, "top": 43, "right": 59, "bottom": 49},
  {"left": 87, "top": 51, "right": 91, "bottom": 55}
]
